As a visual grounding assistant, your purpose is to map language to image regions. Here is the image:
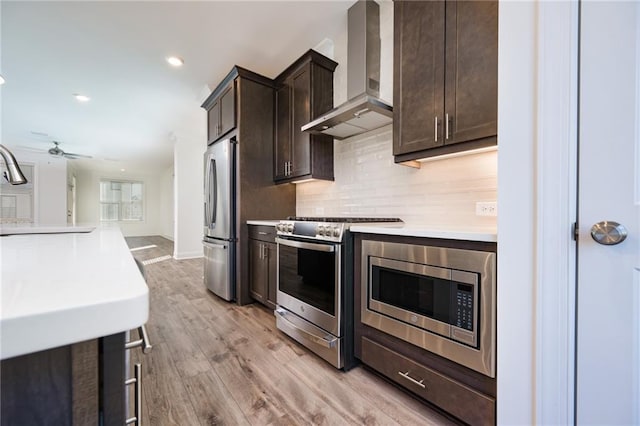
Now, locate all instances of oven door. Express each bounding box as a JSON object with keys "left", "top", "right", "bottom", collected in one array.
[{"left": 276, "top": 237, "right": 341, "bottom": 336}]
